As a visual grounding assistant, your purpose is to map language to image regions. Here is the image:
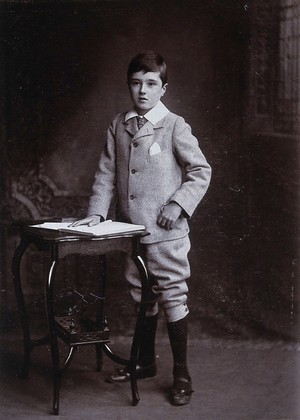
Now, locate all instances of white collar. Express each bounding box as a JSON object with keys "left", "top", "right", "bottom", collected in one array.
[{"left": 125, "top": 101, "right": 169, "bottom": 125}]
